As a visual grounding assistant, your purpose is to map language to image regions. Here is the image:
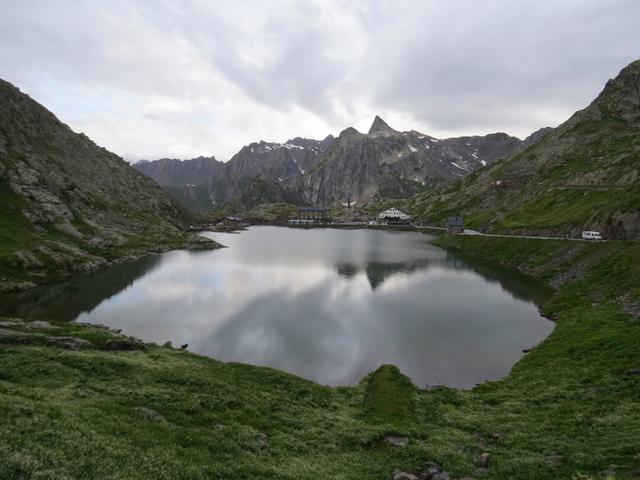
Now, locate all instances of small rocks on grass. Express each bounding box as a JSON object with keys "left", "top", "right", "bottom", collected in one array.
[
  {"left": 412, "top": 463, "right": 449, "bottom": 480},
  {"left": 383, "top": 435, "right": 409, "bottom": 447},
  {"left": 585, "top": 386, "right": 607, "bottom": 396},
  {"left": 0, "top": 329, "right": 92, "bottom": 350},
  {"left": 392, "top": 471, "right": 418, "bottom": 480},
  {"left": 479, "top": 452, "right": 491, "bottom": 468},
  {"left": 0, "top": 318, "right": 24, "bottom": 328},
  {"left": 51, "top": 337, "right": 92, "bottom": 350},
  {"left": 102, "top": 338, "right": 147, "bottom": 351},
  {"left": 25, "top": 320, "right": 58, "bottom": 330},
  {"left": 210, "top": 423, "right": 225, "bottom": 431},
  {"left": 74, "top": 388, "right": 94, "bottom": 398},
  {"left": 624, "top": 368, "right": 640, "bottom": 376},
  {"left": 257, "top": 432, "right": 269, "bottom": 448},
  {"left": 133, "top": 406, "right": 166, "bottom": 422},
  {"left": 422, "top": 465, "right": 440, "bottom": 479},
  {"left": 546, "top": 454, "right": 564, "bottom": 466}
]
